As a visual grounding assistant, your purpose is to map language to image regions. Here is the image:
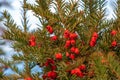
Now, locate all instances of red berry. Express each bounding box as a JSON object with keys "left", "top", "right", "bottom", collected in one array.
[
  {"left": 71, "top": 68, "right": 84, "bottom": 78},
  {"left": 65, "top": 40, "right": 71, "bottom": 46},
  {"left": 89, "top": 41, "right": 96, "bottom": 47},
  {"left": 51, "top": 35, "right": 58, "bottom": 41},
  {"left": 47, "top": 58, "right": 55, "bottom": 65},
  {"left": 70, "top": 47, "right": 76, "bottom": 53},
  {"left": 29, "top": 35, "right": 36, "bottom": 47},
  {"left": 111, "top": 40, "right": 117, "bottom": 47},
  {"left": 69, "top": 54, "right": 75, "bottom": 60},
  {"left": 71, "top": 40, "right": 76, "bottom": 45},
  {"left": 92, "top": 32, "right": 98, "bottom": 38},
  {"left": 55, "top": 53, "right": 62, "bottom": 60},
  {"left": 44, "top": 61, "right": 49, "bottom": 67},
  {"left": 111, "top": 30, "right": 117, "bottom": 36},
  {"left": 30, "top": 35, "right": 35, "bottom": 41},
  {"left": 24, "top": 77, "right": 32, "bottom": 80},
  {"left": 89, "top": 32, "right": 98, "bottom": 47},
  {"left": 44, "top": 58, "right": 55, "bottom": 66},
  {"left": 64, "top": 44, "right": 70, "bottom": 48},
  {"left": 71, "top": 68, "right": 80, "bottom": 75},
  {"left": 51, "top": 65, "right": 56, "bottom": 70},
  {"left": 69, "top": 33, "right": 78, "bottom": 39},
  {"left": 46, "top": 25, "right": 51, "bottom": 30},
  {"left": 46, "top": 25, "right": 53, "bottom": 34},
  {"left": 42, "top": 74, "right": 47, "bottom": 79},
  {"left": 64, "top": 30, "right": 70, "bottom": 38},
  {"left": 74, "top": 48, "right": 79, "bottom": 54},
  {"left": 49, "top": 29, "right": 53, "bottom": 34},
  {"left": 78, "top": 64, "right": 86, "bottom": 71},
  {"left": 66, "top": 52, "right": 70, "bottom": 57},
  {"left": 47, "top": 71, "right": 57, "bottom": 79},
  {"left": 29, "top": 40, "right": 36, "bottom": 47},
  {"left": 65, "top": 40, "right": 72, "bottom": 48},
  {"left": 91, "top": 37, "right": 97, "bottom": 43},
  {"left": 77, "top": 71, "right": 84, "bottom": 78}
]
